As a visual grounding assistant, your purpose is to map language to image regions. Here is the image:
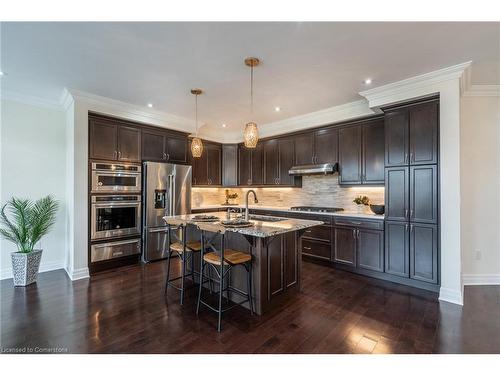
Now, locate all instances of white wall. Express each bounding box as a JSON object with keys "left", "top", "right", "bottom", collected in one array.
[
  {"left": 0, "top": 99, "right": 67, "bottom": 279},
  {"left": 460, "top": 95, "right": 500, "bottom": 284}
]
